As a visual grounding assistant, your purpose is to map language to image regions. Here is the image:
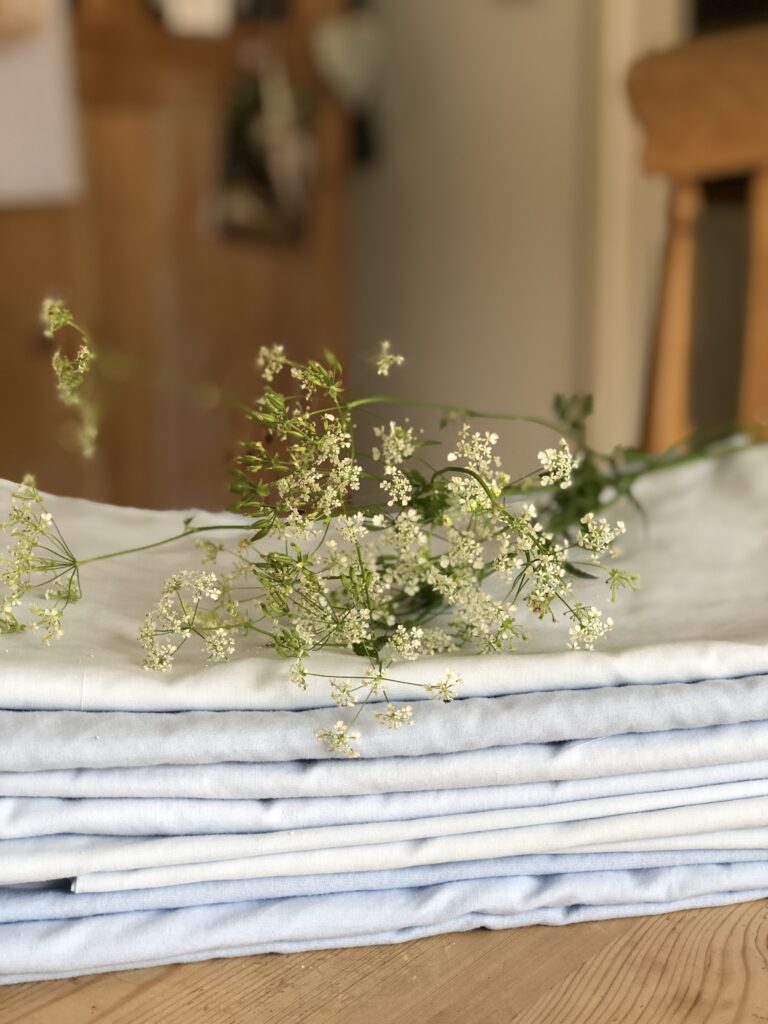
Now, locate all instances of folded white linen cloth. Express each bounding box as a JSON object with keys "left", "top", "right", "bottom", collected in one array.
[
  {"left": 3, "top": 874, "right": 768, "bottom": 984},
  {"left": 7, "top": 852, "right": 768, "bottom": 922},
  {"left": 1, "top": 444, "right": 768, "bottom": 714},
  {"left": 590, "top": 828, "right": 768, "bottom": 852},
  {"left": 6, "top": 787, "right": 768, "bottom": 889},
  {"left": 69, "top": 796, "right": 768, "bottom": 893},
  {"left": 4, "top": 788, "right": 768, "bottom": 889},
  {"left": 7, "top": 760, "right": 768, "bottom": 838},
  {"left": 5, "top": 719, "right": 768, "bottom": 798}
]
